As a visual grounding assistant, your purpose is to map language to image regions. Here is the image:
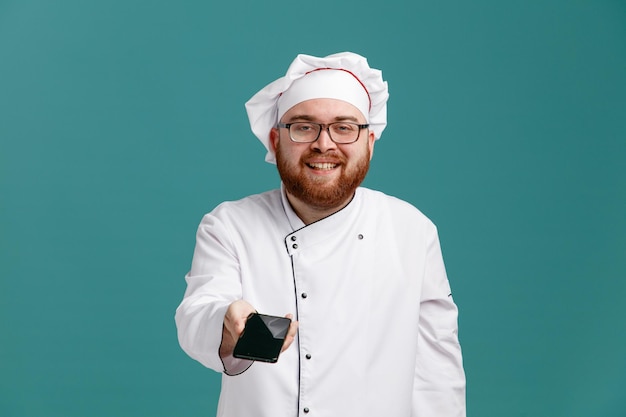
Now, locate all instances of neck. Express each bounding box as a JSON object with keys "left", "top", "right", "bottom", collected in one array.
[{"left": 285, "top": 191, "right": 354, "bottom": 225}]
